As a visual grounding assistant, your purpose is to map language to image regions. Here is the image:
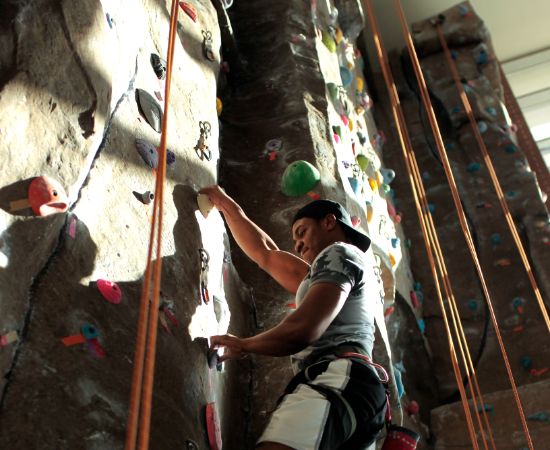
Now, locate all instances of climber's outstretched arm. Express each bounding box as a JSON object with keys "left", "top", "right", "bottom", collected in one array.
[{"left": 200, "top": 185, "right": 309, "bottom": 294}]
